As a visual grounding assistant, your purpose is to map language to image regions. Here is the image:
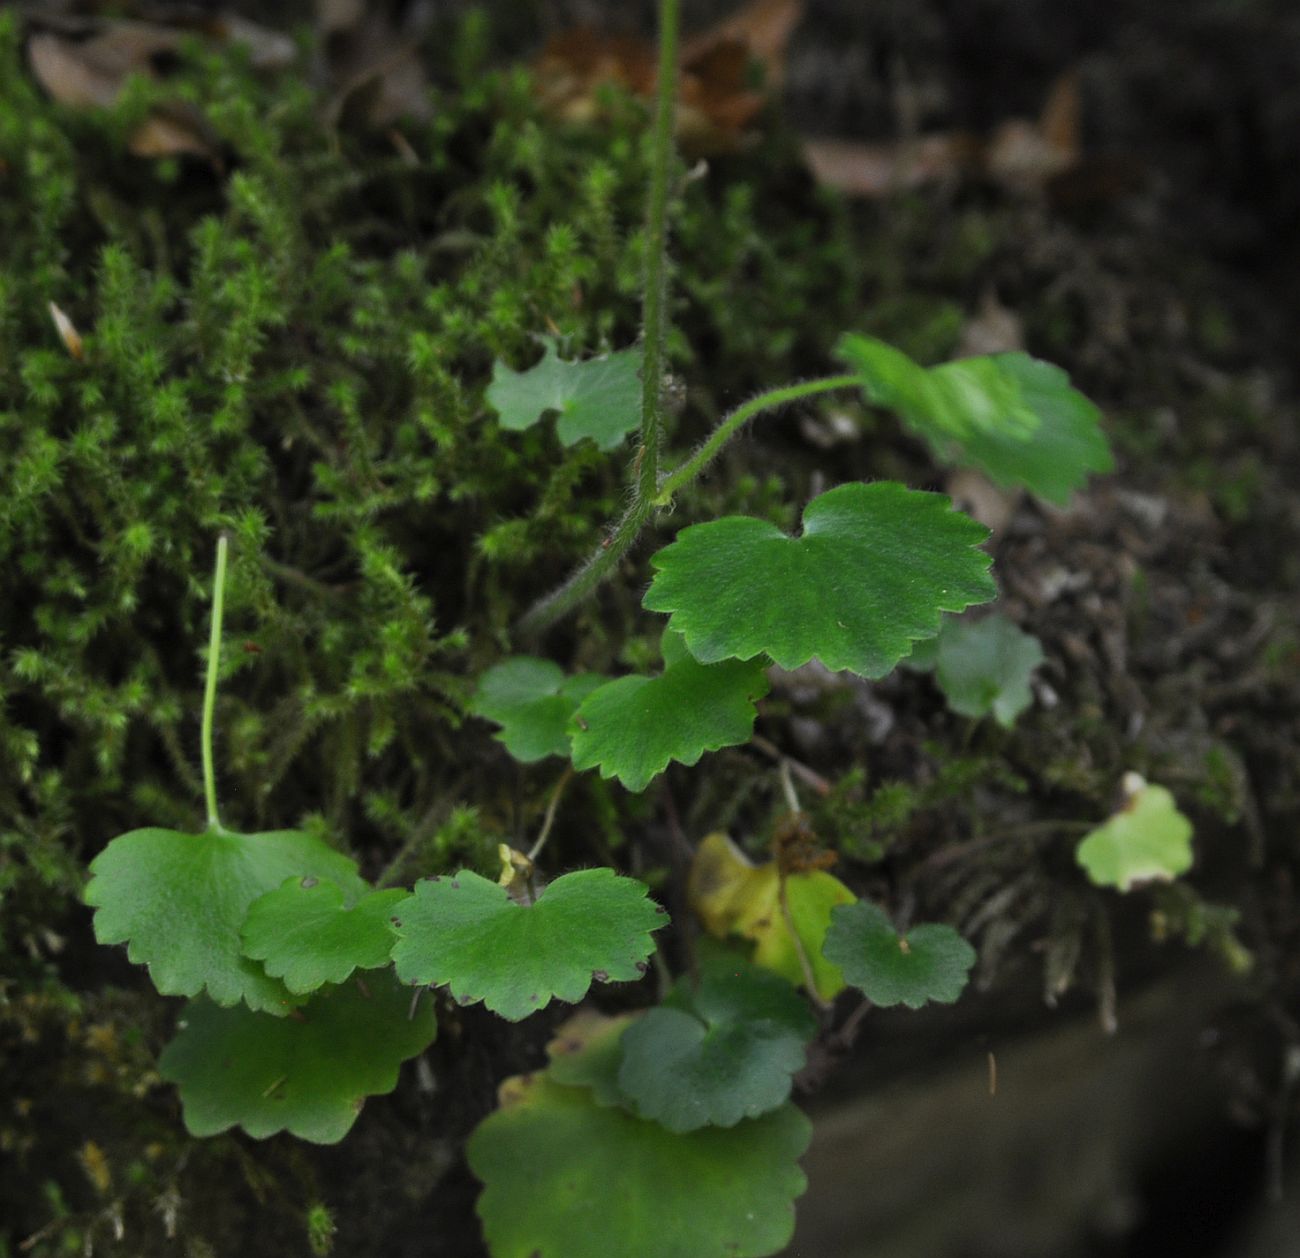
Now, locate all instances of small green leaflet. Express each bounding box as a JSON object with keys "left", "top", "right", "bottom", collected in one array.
[
  {"left": 158, "top": 970, "right": 436, "bottom": 1144},
  {"left": 643, "top": 482, "right": 995, "bottom": 677},
  {"left": 486, "top": 339, "right": 642, "bottom": 450},
  {"left": 616, "top": 957, "right": 816, "bottom": 1132},
  {"left": 468, "top": 1075, "right": 810, "bottom": 1258},
  {"left": 822, "top": 901, "right": 976, "bottom": 1009},
  {"left": 837, "top": 333, "right": 1112, "bottom": 505},
  {"left": 1076, "top": 774, "right": 1194, "bottom": 891},
  {"left": 241, "top": 879, "right": 407, "bottom": 994},
  {"left": 569, "top": 631, "right": 769, "bottom": 792},
  {"left": 390, "top": 868, "right": 667, "bottom": 1020},
  {"left": 470, "top": 657, "right": 606, "bottom": 762},
  {"left": 934, "top": 613, "right": 1044, "bottom": 727},
  {"left": 84, "top": 827, "right": 366, "bottom": 1014}
]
